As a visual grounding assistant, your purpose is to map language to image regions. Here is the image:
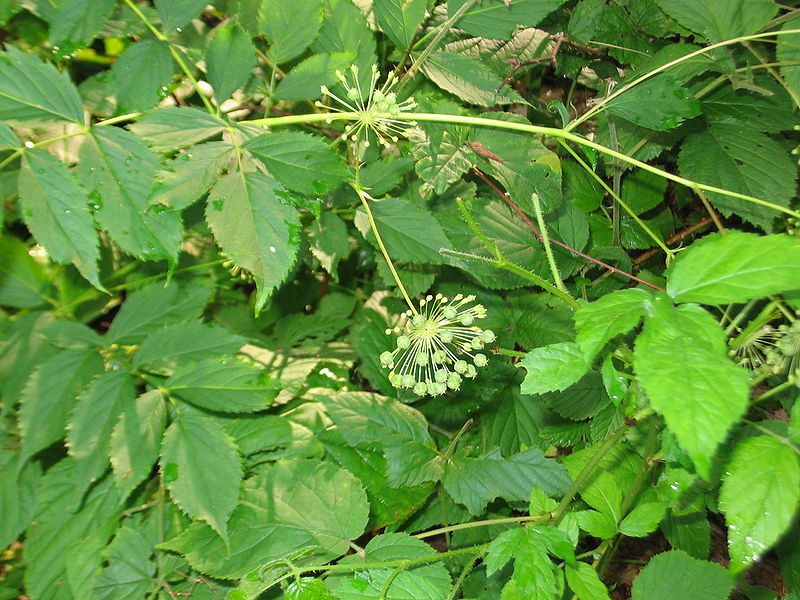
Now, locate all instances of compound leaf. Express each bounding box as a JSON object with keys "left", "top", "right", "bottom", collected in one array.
[
  {"left": 449, "top": 0, "right": 565, "bottom": 39},
  {"left": 631, "top": 550, "right": 734, "bottom": 600},
  {"left": 273, "top": 51, "right": 356, "bottom": 101},
  {"left": 606, "top": 75, "right": 700, "bottom": 130},
  {"left": 374, "top": 0, "right": 426, "bottom": 48},
  {"left": 107, "top": 39, "right": 174, "bottom": 113},
  {"left": 423, "top": 51, "right": 523, "bottom": 107},
  {"left": 154, "top": 0, "right": 207, "bottom": 30},
  {"left": 150, "top": 141, "right": 235, "bottom": 210},
  {"left": 258, "top": 0, "right": 323, "bottom": 64},
  {"left": 130, "top": 107, "right": 227, "bottom": 152},
  {"left": 134, "top": 321, "right": 246, "bottom": 372},
  {"left": 655, "top": 0, "right": 778, "bottom": 42},
  {"left": 44, "top": 0, "right": 116, "bottom": 53},
  {"left": 206, "top": 22, "right": 256, "bottom": 104}
]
